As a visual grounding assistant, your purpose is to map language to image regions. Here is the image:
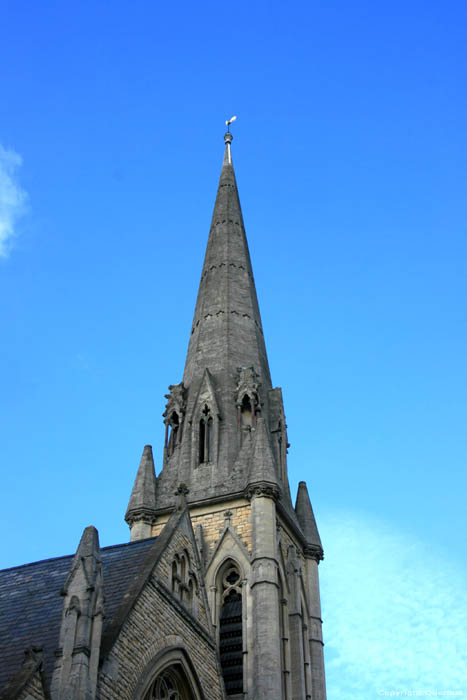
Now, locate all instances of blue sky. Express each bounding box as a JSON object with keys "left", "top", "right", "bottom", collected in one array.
[{"left": 1, "top": 0, "right": 466, "bottom": 696}]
